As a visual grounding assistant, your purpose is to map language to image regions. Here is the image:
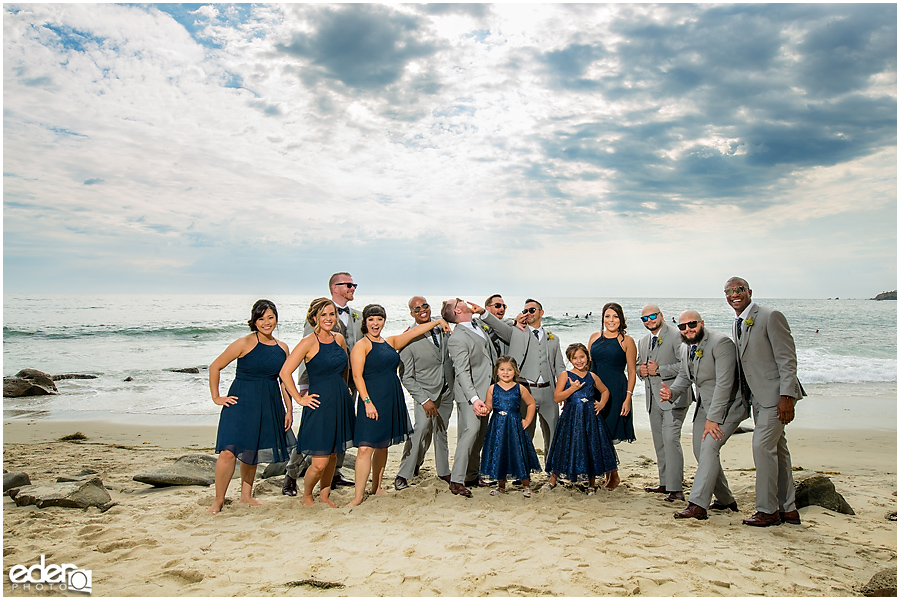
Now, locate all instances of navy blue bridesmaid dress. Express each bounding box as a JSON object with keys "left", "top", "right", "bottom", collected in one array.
[
  {"left": 590, "top": 335, "right": 636, "bottom": 443},
  {"left": 354, "top": 340, "right": 413, "bottom": 448},
  {"left": 296, "top": 337, "right": 355, "bottom": 456}
]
